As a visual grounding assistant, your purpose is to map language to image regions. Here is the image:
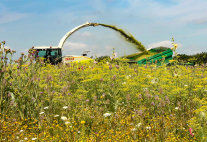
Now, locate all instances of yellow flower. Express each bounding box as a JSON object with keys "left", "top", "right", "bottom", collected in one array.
[
  {"left": 81, "top": 121, "right": 85, "bottom": 124},
  {"left": 174, "top": 43, "right": 178, "bottom": 49}
]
